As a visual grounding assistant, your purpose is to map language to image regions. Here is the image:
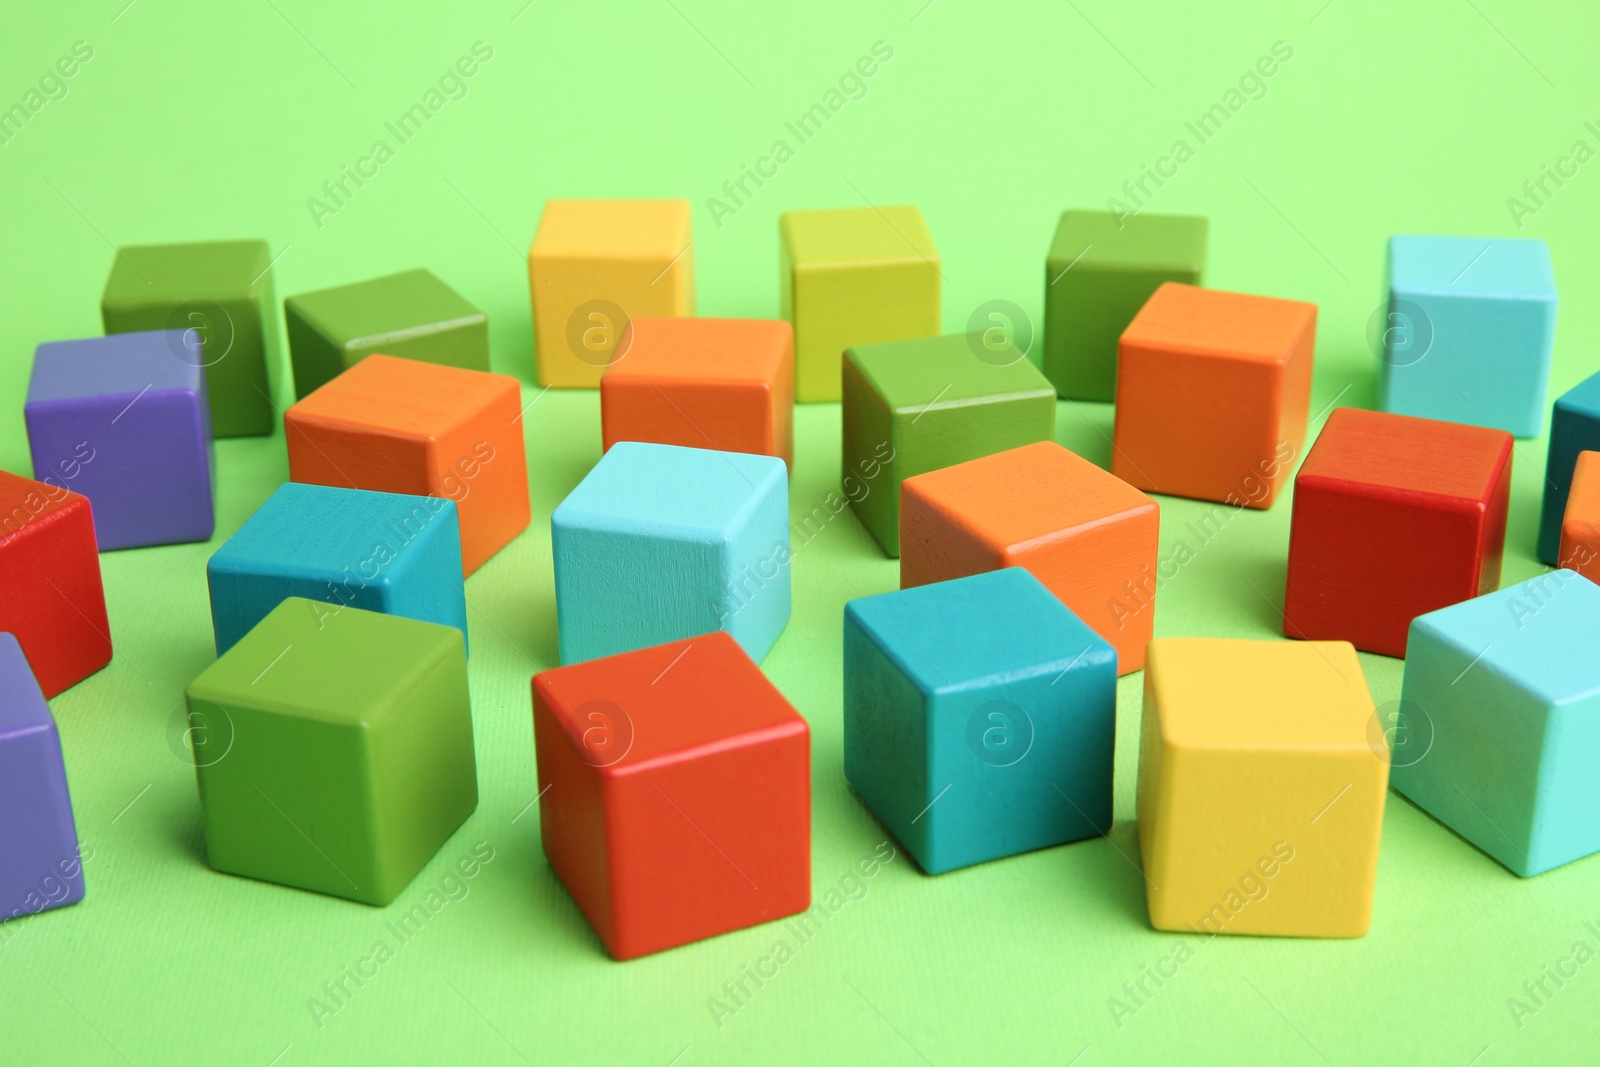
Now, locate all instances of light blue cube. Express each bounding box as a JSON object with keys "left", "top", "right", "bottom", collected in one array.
[
  {"left": 843, "top": 568, "right": 1117, "bottom": 875},
  {"left": 1537, "top": 371, "right": 1600, "bottom": 564},
  {"left": 552, "top": 442, "right": 790, "bottom": 665},
  {"left": 207, "top": 483, "right": 467, "bottom": 656},
  {"left": 1393, "top": 570, "right": 1600, "bottom": 877},
  {"left": 1380, "top": 235, "right": 1557, "bottom": 438}
]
